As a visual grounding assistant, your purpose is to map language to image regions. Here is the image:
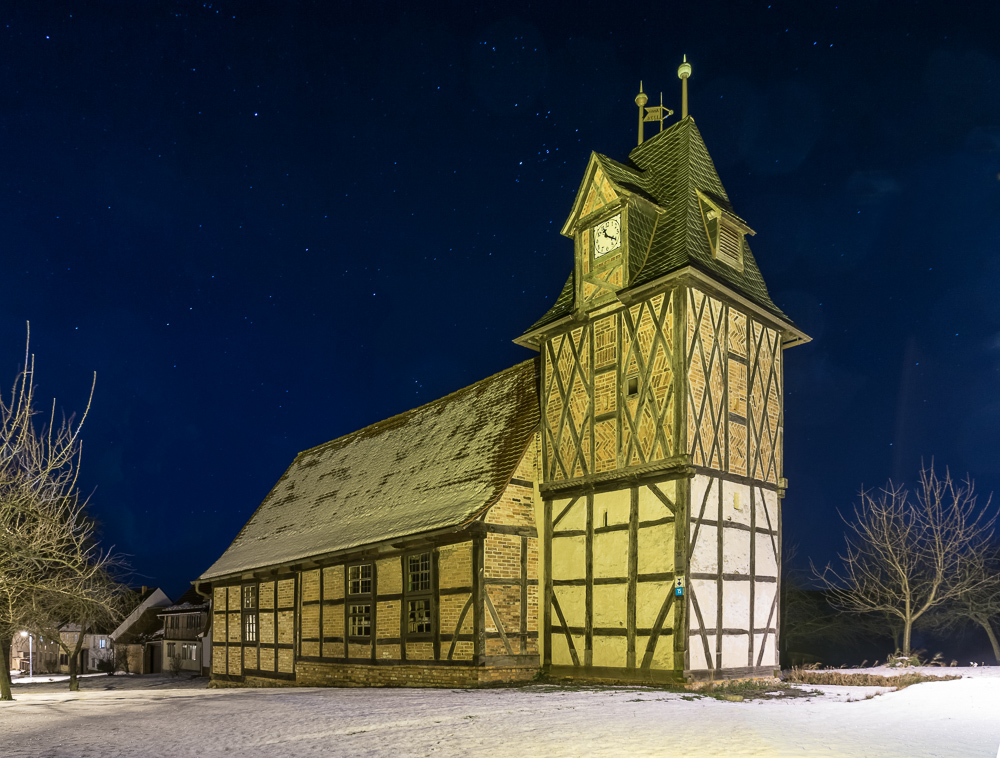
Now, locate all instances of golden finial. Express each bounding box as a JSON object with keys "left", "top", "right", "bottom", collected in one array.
[
  {"left": 635, "top": 82, "right": 648, "bottom": 146},
  {"left": 677, "top": 55, "right": 692, "bottom": 119}
]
